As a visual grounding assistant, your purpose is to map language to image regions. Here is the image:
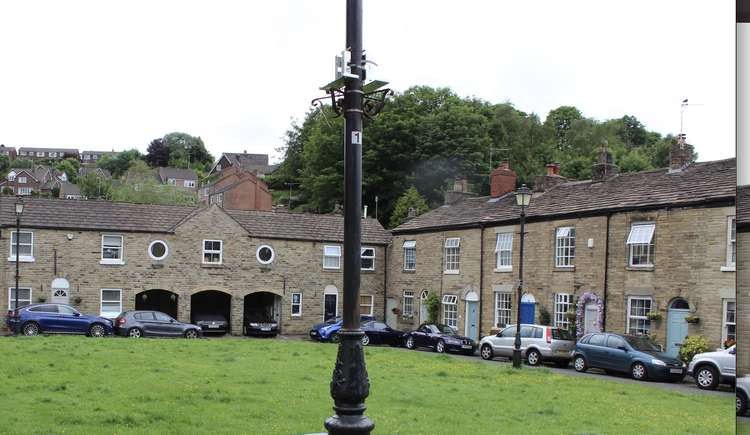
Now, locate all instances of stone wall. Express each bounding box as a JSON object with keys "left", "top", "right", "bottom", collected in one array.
[{"left": 738, "top": 230, "right": 750, "bottom": 376}]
